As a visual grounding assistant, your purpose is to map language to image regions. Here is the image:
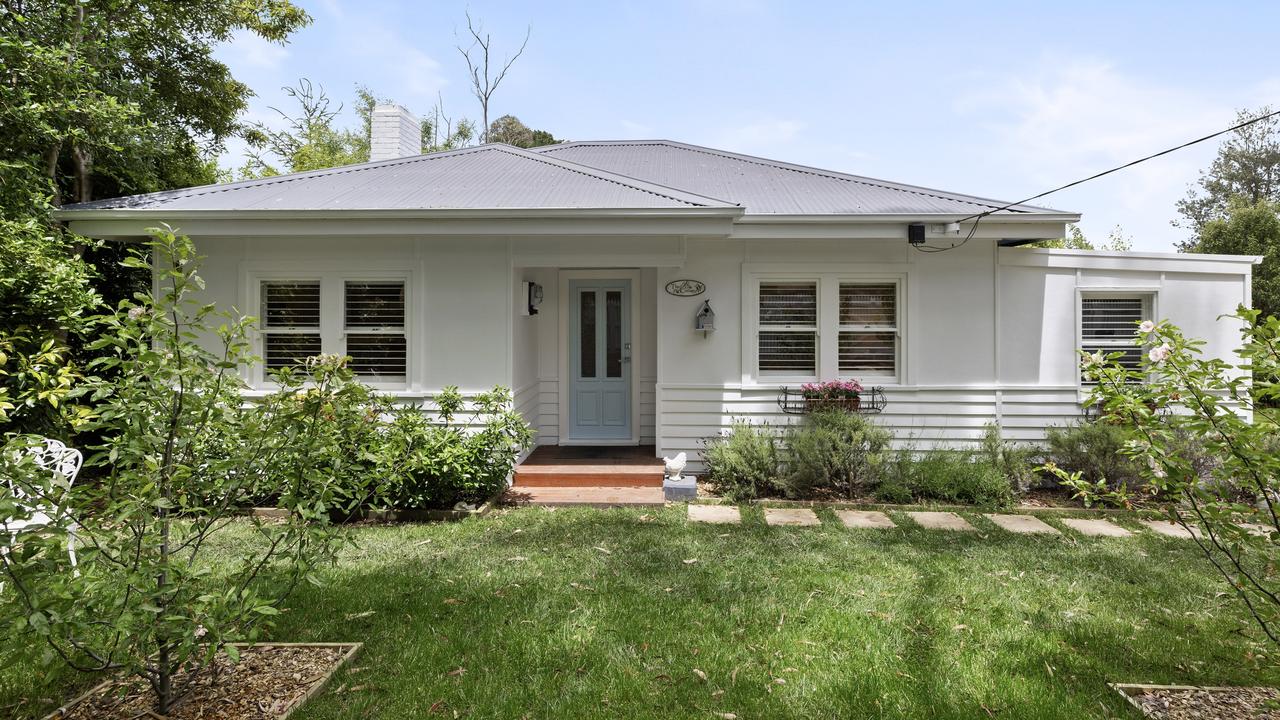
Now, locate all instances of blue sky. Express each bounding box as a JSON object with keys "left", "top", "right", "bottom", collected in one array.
[{"left": 216, "top": 0, "right": 1280, "bottom": 251}]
